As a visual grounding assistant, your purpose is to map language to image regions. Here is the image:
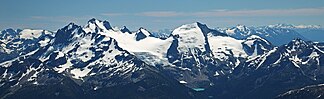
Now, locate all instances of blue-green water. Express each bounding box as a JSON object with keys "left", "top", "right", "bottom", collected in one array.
[{"left": 193, "top": 88, "right": 205, "bottom": 91}]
